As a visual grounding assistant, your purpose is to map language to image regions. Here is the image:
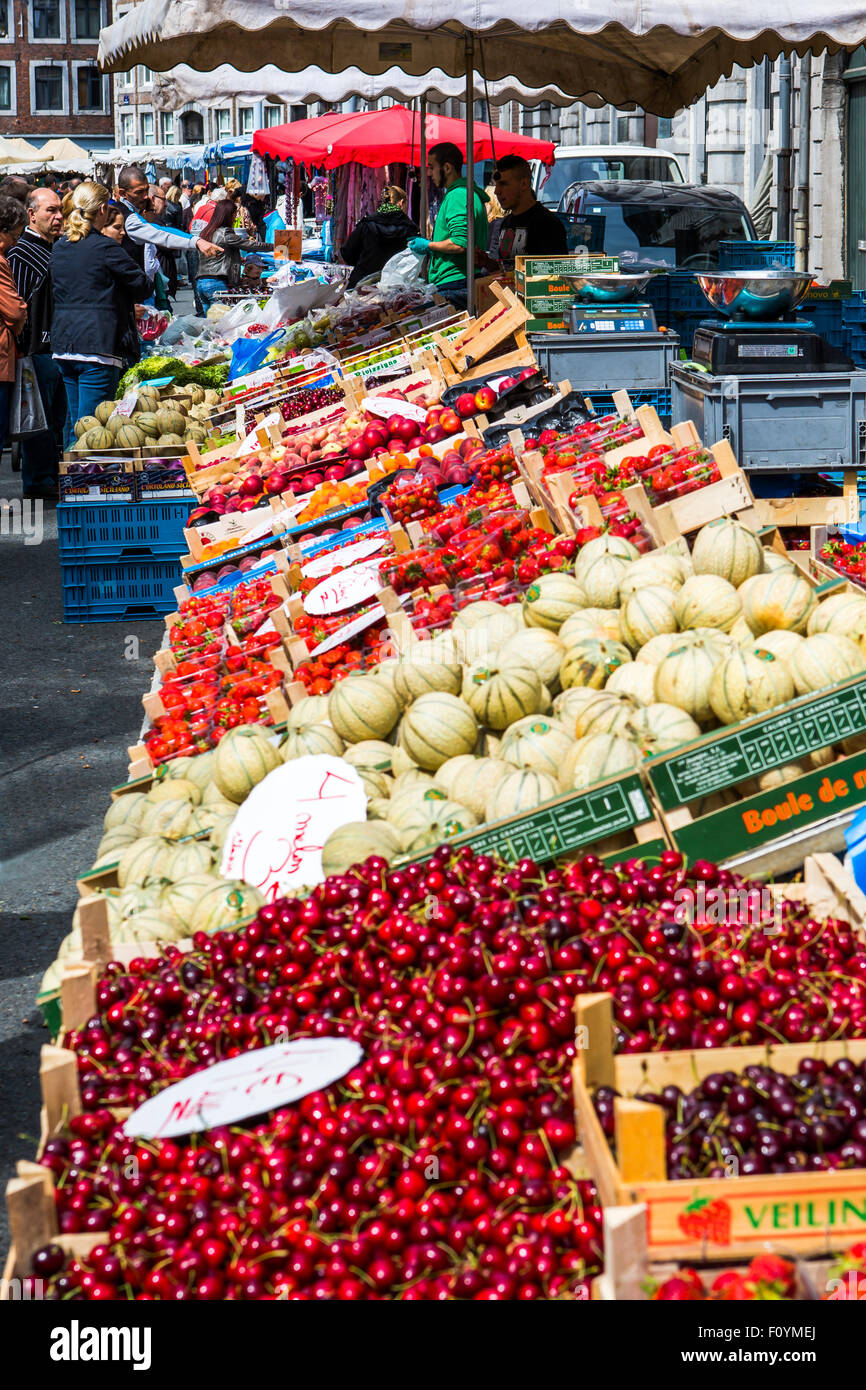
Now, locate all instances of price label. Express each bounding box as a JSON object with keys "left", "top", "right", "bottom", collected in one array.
[
  {"left": 303, "top": 562, "right": 382, "bottom": 615},
  {"left": 112, "top": 388, "right": 139, "bottom": 419},
  {"left": 361, "top": 395, "right": 427, "bottom": 424},
  {"left": 220, "top": 755, "right": 367, "bottom": 895},
  {"left": 309, "top": 602, "right": 387, "bottom": 656},
  {"left": 124, "top": 1037, "right": 363, "bottom": 1138},
  {"left": 302, "top": 534, "right": 386, "bottom": 577}
]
